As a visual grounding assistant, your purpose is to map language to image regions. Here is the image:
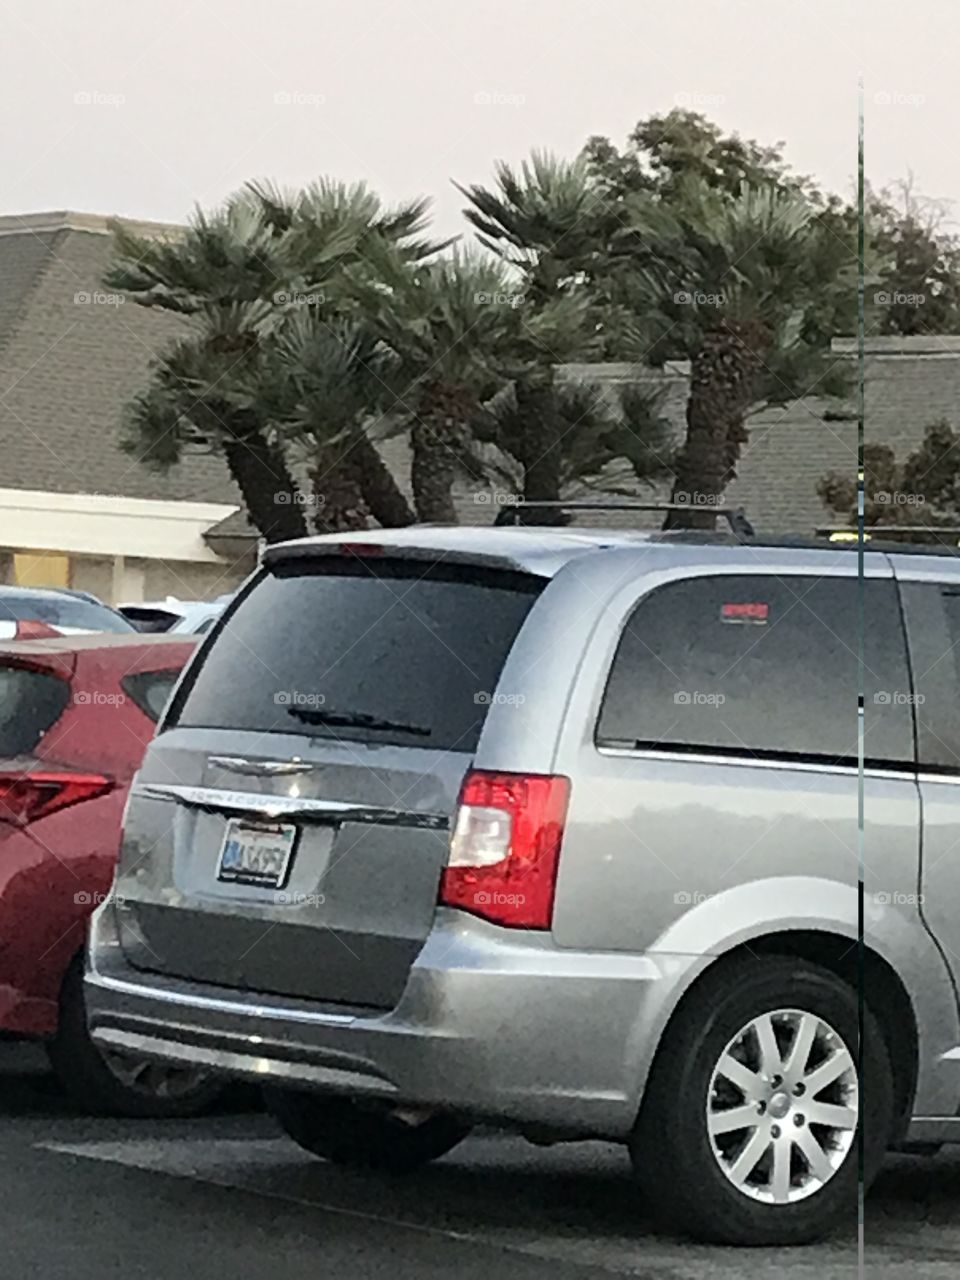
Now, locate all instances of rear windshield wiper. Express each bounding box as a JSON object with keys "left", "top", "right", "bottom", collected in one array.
[{"left": 286, "top": 707, "right": 432, "bottom": 738}]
